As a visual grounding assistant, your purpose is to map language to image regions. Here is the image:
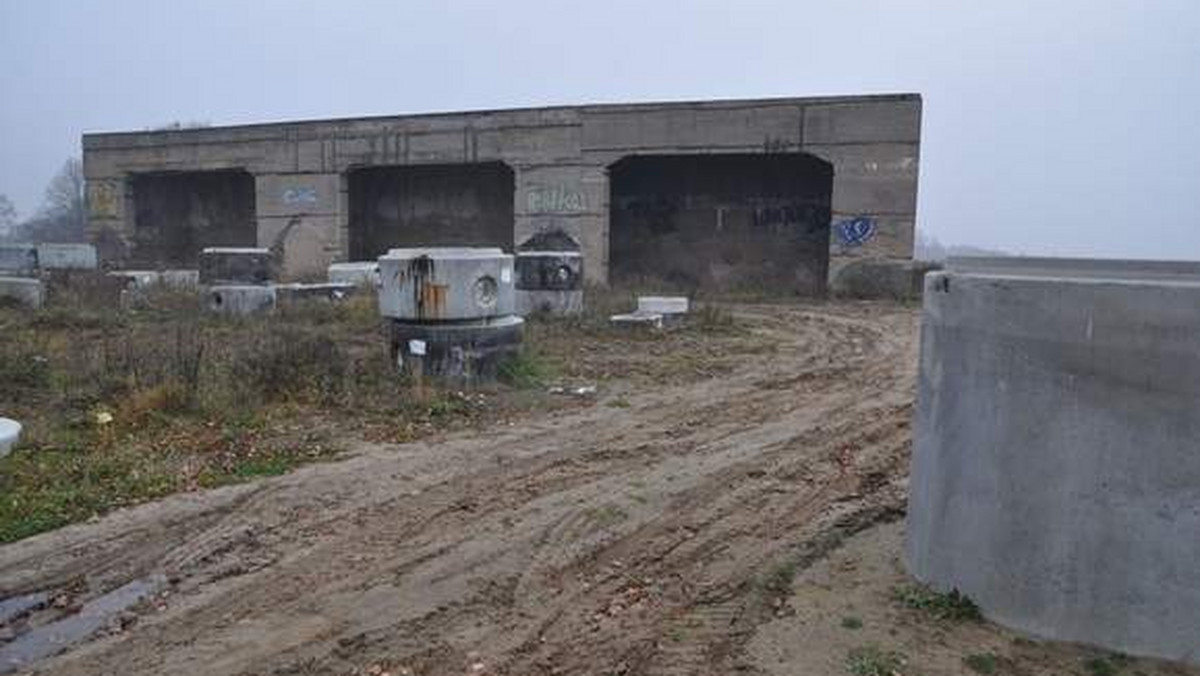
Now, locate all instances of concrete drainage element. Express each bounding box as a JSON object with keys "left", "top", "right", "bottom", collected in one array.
[
  {"left": 515, "top": 230, "right": 584, "bottom": 317},
  {"left": 0, "top": 277, "right": 45, "bottom": 310},
  {"left": 328, "top": 262, "right": 381, "bottom": 288},
  {"left": 378, "top": 248, "right": 514, "bottom": 321},
  {"left": 907, "top": 256, "right": 1200, "bottom": 666},
  {"left": 515, "top": 250, "right": 584, "bottom": 316},
  {"left": 208, "top": 285, "right": 277, "bottom": 315},
  {"left": 0, "top": 418, "right": 21, "bottom": 457},
  {"left": 378, "top": 248, "right": 522, "bottom": 382},
  {"left": 610, "top": 295, "right": 690, "bottom": 329},
  {"left": 199, "top": 247, "right": 274, "bottom": 286},
  {"left": 390, "top": 315, "right": 524, "bottom": 382}
]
